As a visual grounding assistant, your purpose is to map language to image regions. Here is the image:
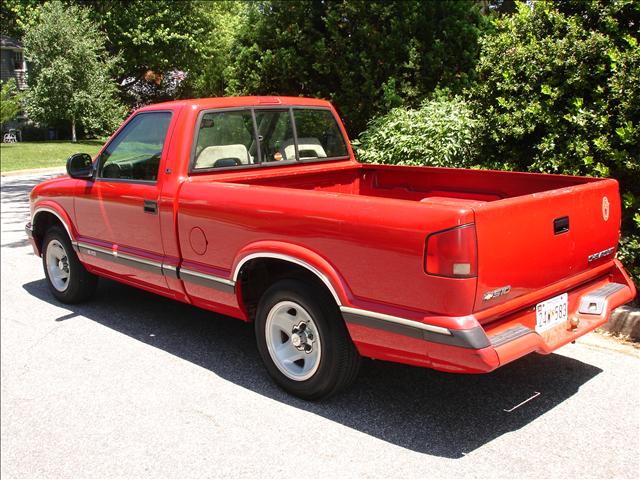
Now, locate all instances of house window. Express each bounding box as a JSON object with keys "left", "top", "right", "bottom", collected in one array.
[{"left": 13, "top": 51, "right": 24, "bottom": 70}]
